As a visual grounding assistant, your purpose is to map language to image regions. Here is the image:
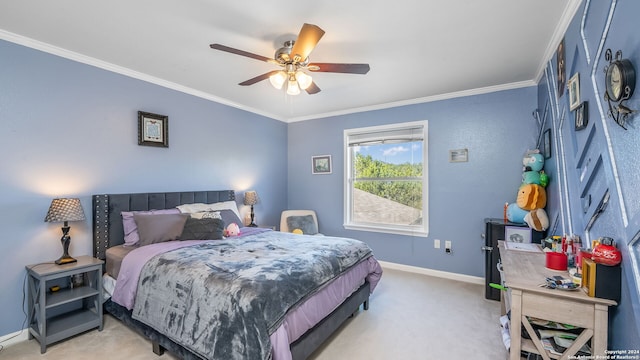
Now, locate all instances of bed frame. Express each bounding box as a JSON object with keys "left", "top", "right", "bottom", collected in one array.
[{"left": 92, "top": 190, "right": 370, "bottom": 360}]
